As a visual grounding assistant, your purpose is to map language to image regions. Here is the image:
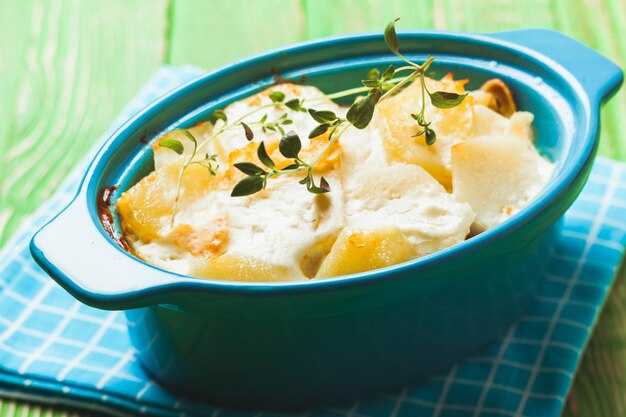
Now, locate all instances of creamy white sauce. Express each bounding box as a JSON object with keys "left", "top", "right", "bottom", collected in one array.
[{"left": 121, "top": 80, "right": 553, "bottom": 281}]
